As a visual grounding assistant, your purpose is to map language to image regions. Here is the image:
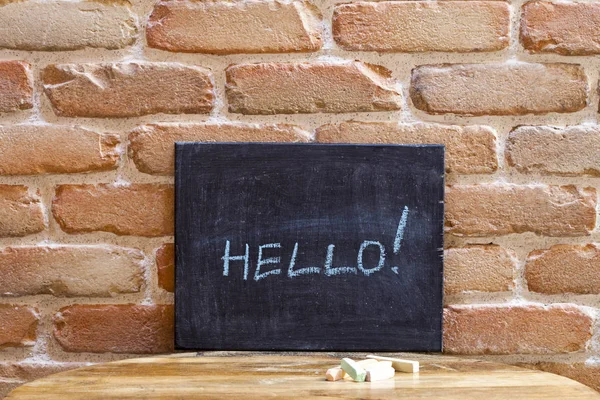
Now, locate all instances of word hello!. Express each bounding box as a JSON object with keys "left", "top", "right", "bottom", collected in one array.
[{"left": 221, "top": 207, "right": 409, "bottom": 281}]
